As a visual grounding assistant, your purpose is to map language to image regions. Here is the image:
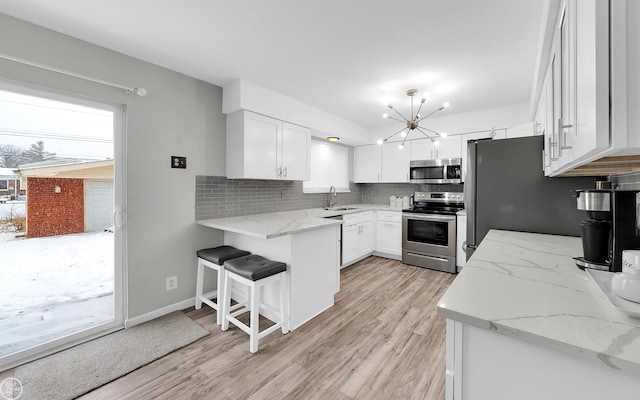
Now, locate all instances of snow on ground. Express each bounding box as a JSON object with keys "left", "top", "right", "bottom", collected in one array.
[
  {"left": 0, "top": 201, "right": 25, "bottom": 221},
  {"left": 0, "top": 231, "right": 114, "bottom": 356}
]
